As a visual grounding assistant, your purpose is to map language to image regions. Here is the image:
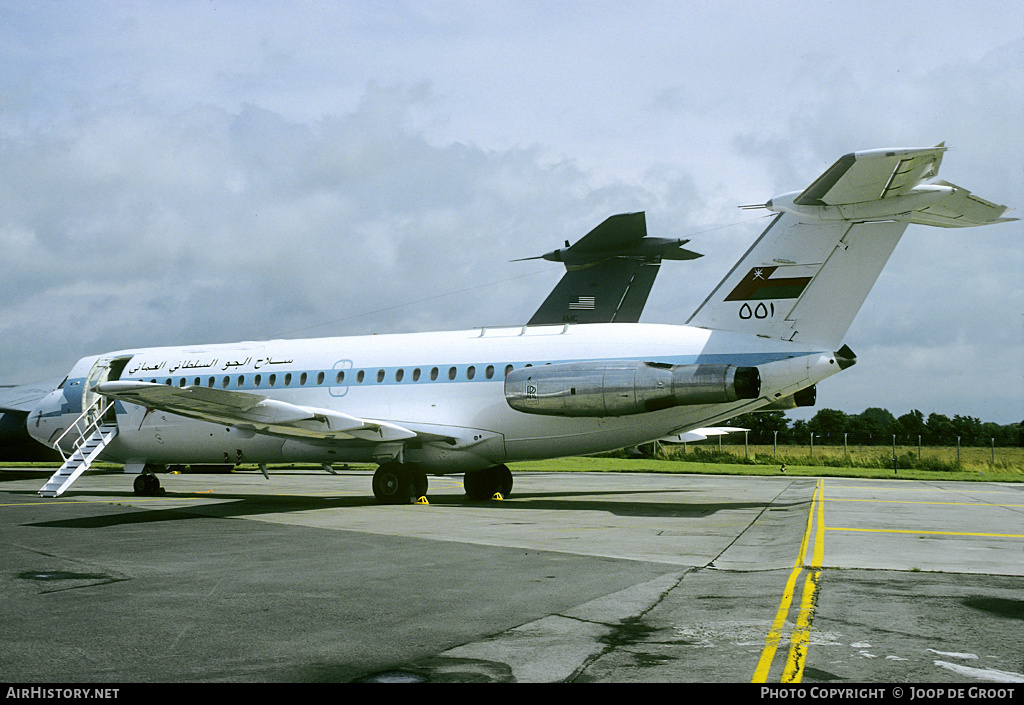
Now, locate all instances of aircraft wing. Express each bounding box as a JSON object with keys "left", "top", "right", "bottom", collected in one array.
[{"left": 97, "top": 381, "right": 417, "bottom": 442}]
